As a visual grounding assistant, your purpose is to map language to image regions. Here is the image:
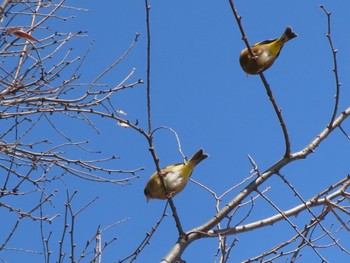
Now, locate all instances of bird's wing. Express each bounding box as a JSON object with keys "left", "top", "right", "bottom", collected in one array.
[{"left": 252, "top": 39, "right": 276, "bottom": 47}]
